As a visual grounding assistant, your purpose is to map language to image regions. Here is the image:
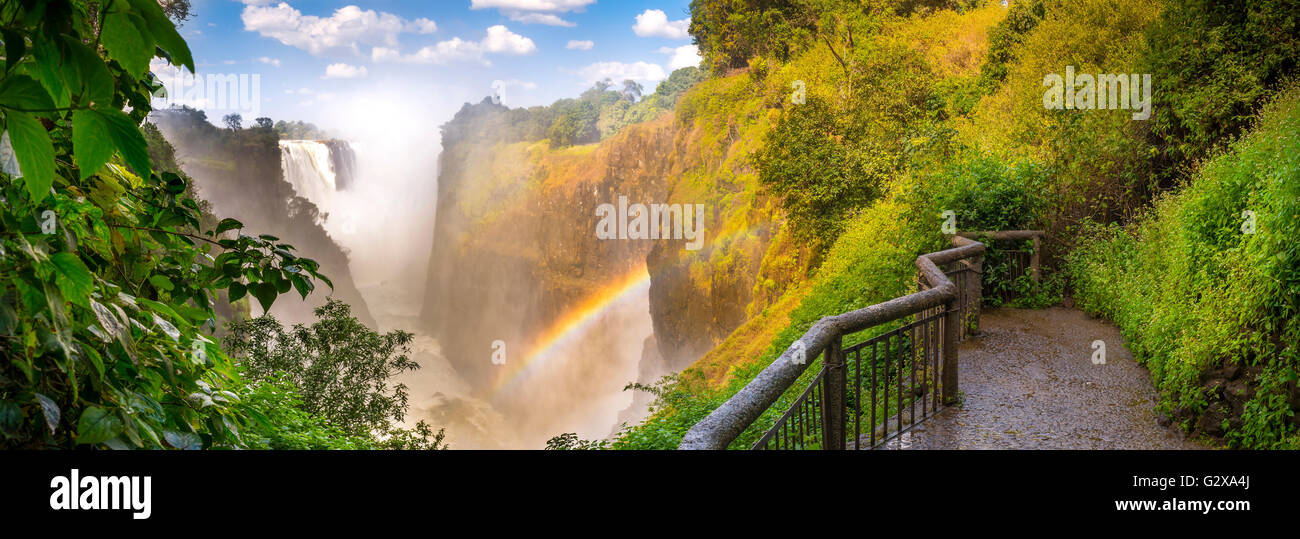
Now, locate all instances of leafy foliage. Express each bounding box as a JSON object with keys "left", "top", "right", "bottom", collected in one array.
[
  {"left": 1141, "top": 0, "right": 1300, "bottom": 189},
  {"left": 756, "top": 24, "right": 940, "bottom": 249},
  {"left": 0, "top": 0, "right": 330, "bottom": 449},
  {"left": 544, "top": 432, "right": 608, "bottom": 450},
  {"left": 689, "top": 0, "right": 817, "bottom": 73},
  {"left": 223, "top": 299, "right": 435, "bottom": 442},
  {"left": 1067, "top": 87, "right": 1300, "bottom": 448}
]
